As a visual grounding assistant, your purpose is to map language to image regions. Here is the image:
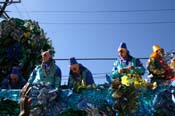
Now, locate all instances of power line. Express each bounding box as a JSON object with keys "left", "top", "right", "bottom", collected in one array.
[
  {"left": 62, "top": 72, "right": 109, "bottom": 77},
  {"left": 21, "top": 1, "right": 31, "bottom": 19},
  {"left": 40, "top": 21, "right": 175, "bottom": 25},
  {"left": 93, "top": 72, "right": 110, "bottom": 75},
  {"left": 62, "top": 74, "right": 108, "bottom": 81},
  {"left": 14, "top": 2, "right": 23, "bottom": 18},
  {"left": 55, "top": 58, "right": 117, "bottom": 61},
  {"left": 54, "top": 57, "right": 148, "bottom": 61},
  {"left": 8, "top": 8, "right": 175, "bottom": 13}
]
